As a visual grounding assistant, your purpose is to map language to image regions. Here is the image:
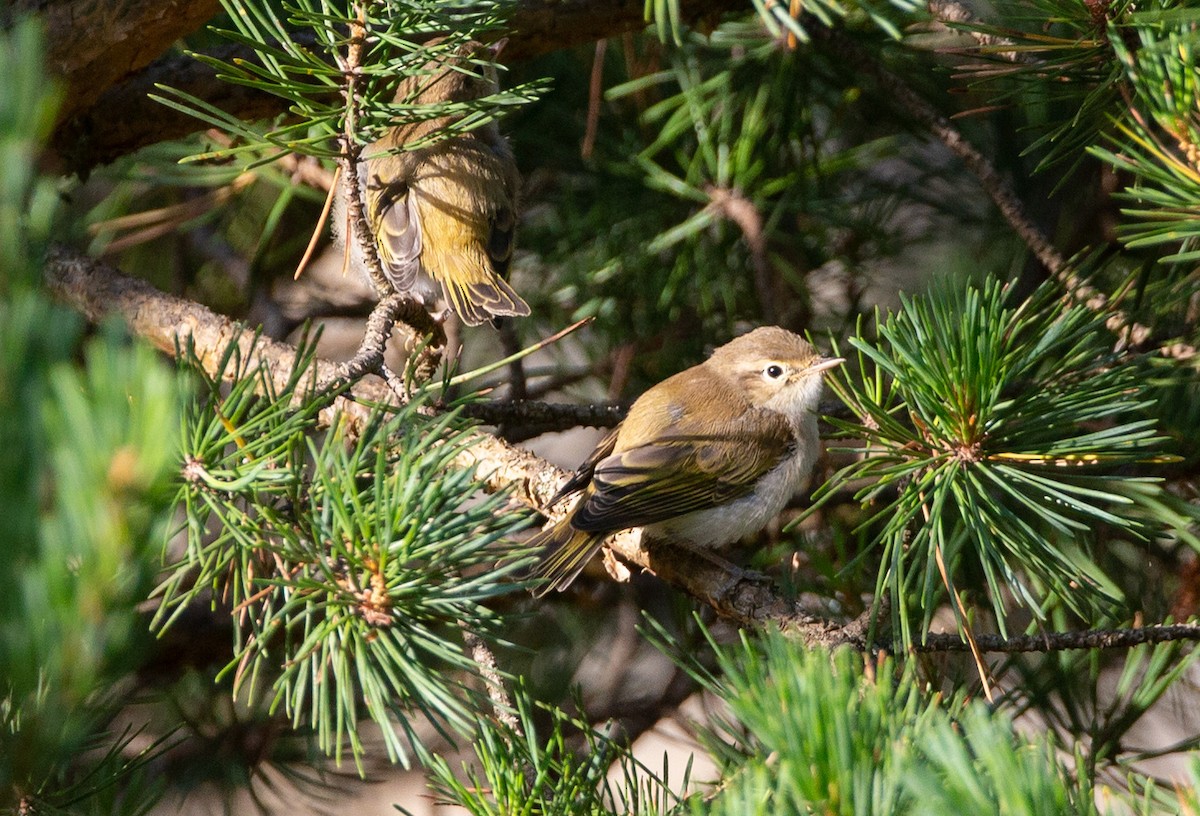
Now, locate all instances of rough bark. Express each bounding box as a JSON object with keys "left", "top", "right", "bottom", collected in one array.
[{"left": 13, "top": 0, "right": 222, "bottom": 128}]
